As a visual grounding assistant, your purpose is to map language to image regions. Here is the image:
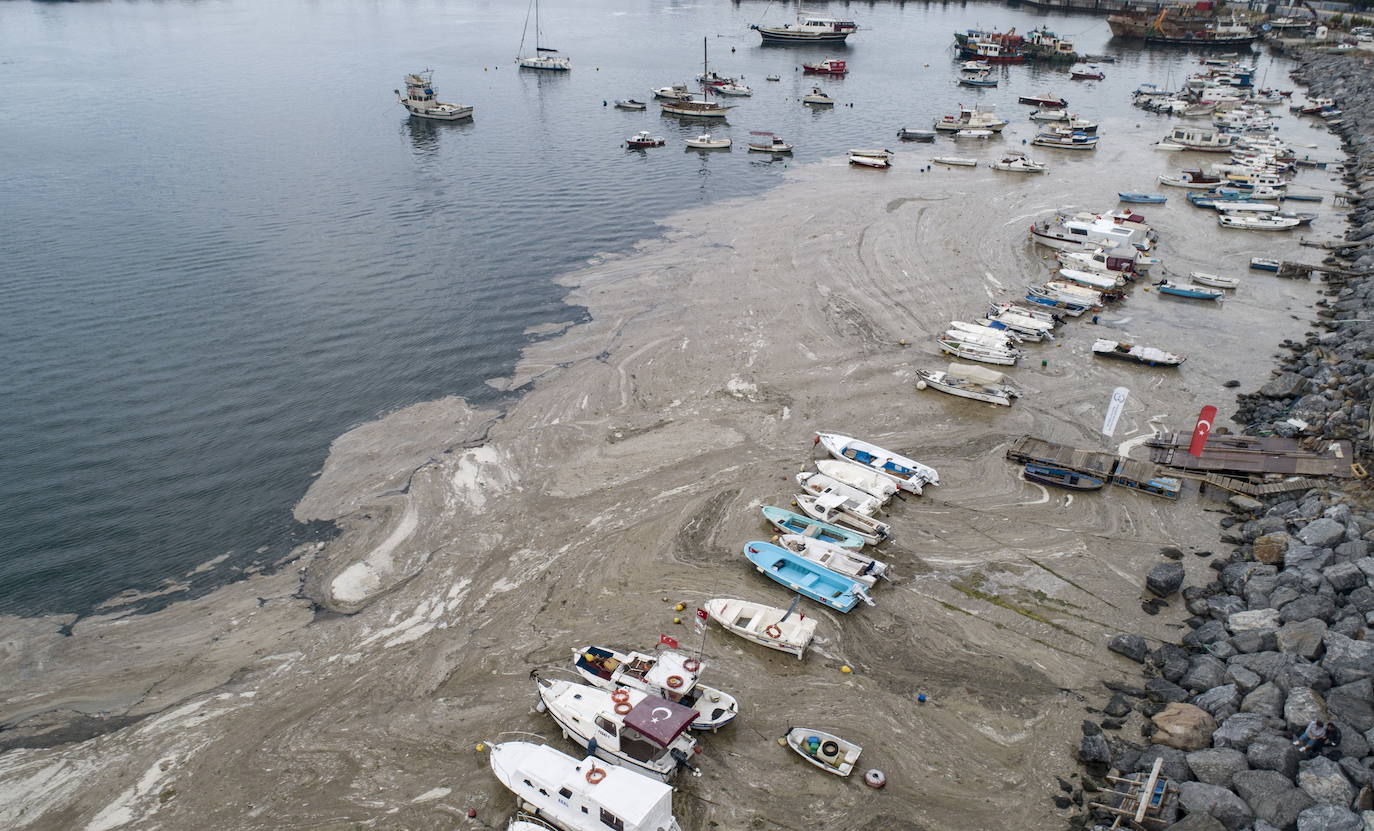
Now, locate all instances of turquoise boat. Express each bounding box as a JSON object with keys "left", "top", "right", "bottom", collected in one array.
[
  {"left": 1118, "top": 192, "right": 1167, "bottom": 204},
  {"left": 760, "top": 507, "right": 865, "bottom": 549},
  {"left": 743, "top": 541, "right": 871, "bottom": 613}
]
